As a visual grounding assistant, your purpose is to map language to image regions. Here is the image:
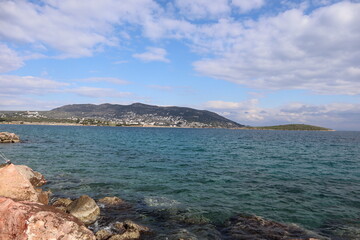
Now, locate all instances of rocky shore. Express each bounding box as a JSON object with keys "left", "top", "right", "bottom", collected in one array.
[{"left": 0, "top": 163, "right": 329, "bottom": 240}]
